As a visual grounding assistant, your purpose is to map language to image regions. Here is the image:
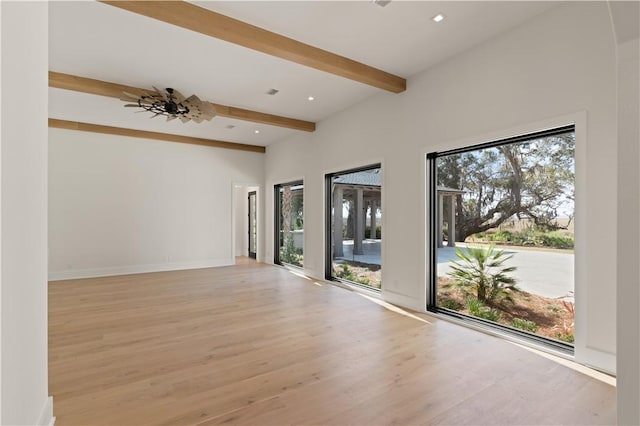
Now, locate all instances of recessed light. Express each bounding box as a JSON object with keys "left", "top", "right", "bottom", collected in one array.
[
  {"left": 254, "top": 130, "right": 260, "bottom": 134},
  {"left": 432, "top": 14, "right": 445, "bottom": 23},
  {"left": 308, "top": 96, "right": 315, "bottom": 101},
  {"left": 266, "top": 88, "right": 279, "bottom": 96},
  {"left": 371, "top": 0, "right": 391, "bottom": 7}
]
